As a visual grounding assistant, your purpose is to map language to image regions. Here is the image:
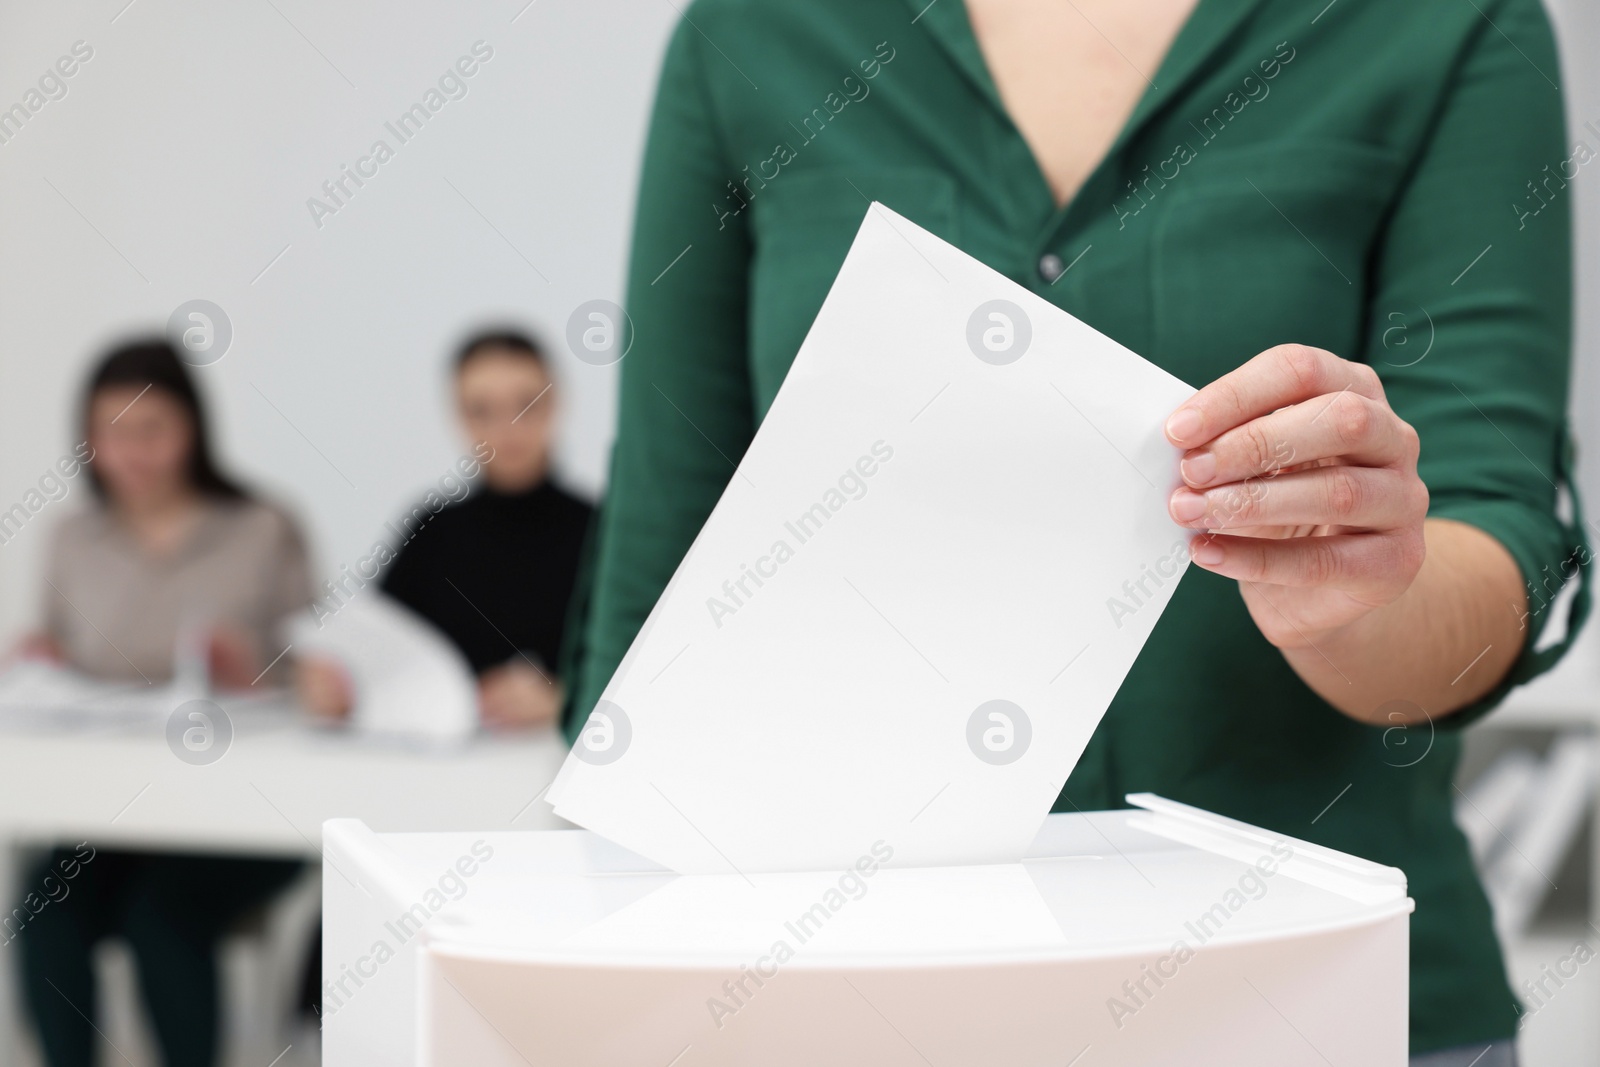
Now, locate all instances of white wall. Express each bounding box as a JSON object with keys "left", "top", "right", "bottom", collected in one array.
[
  {"left": 0, "top": 0, "right": 678, "bottom": 636},
  {"left": 1547, "top": 0, "right": 1600, "bottom": 523}
]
